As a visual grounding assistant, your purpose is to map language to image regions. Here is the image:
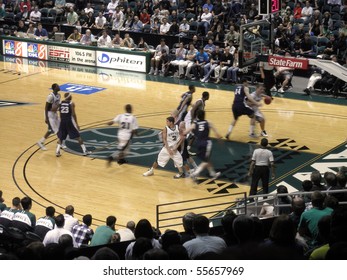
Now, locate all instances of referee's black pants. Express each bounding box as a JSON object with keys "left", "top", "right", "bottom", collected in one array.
[{"left": 250, "top": 166, "right": 270, "bottom": 197}]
